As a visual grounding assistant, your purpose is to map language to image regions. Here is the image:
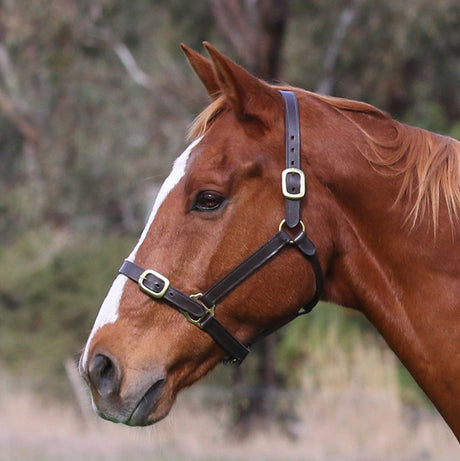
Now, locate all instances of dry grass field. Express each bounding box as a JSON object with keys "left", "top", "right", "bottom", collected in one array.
[{"left": 1, "top": 338, "right": 458, "bottom": 461}]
